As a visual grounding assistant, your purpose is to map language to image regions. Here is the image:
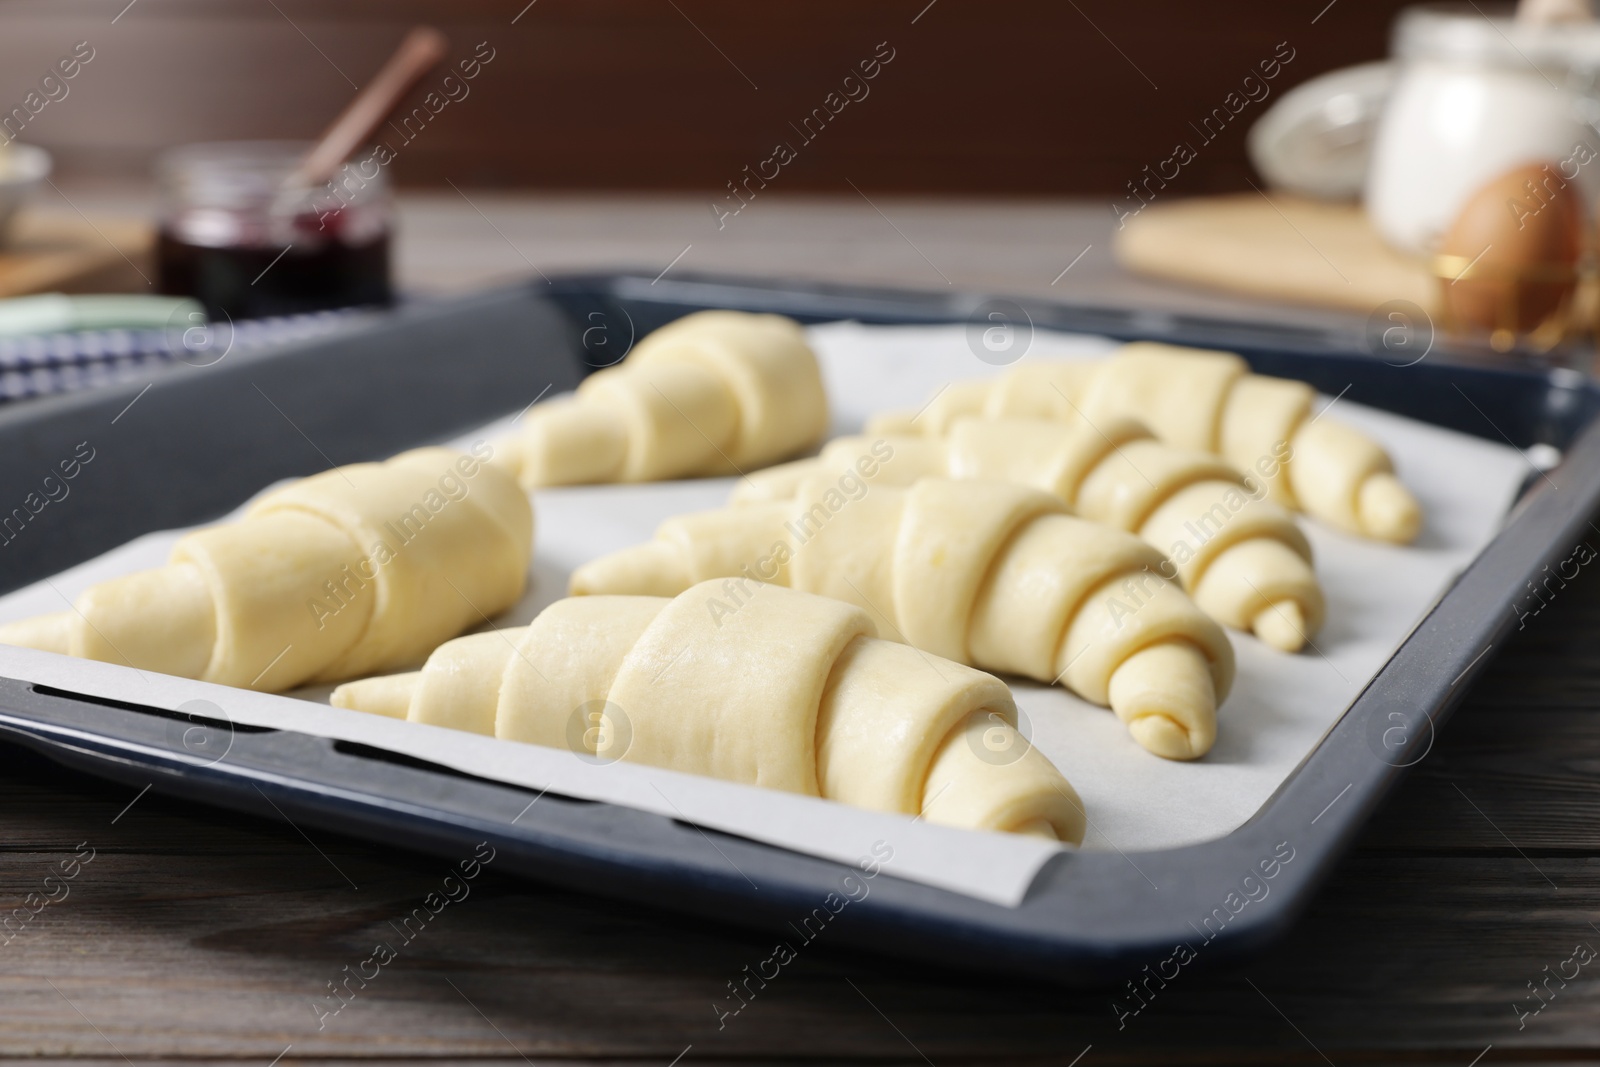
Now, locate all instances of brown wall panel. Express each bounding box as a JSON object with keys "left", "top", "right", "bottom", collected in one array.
[{"left": 0, "top": 0, "right": 1411, "bottom": 195}]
